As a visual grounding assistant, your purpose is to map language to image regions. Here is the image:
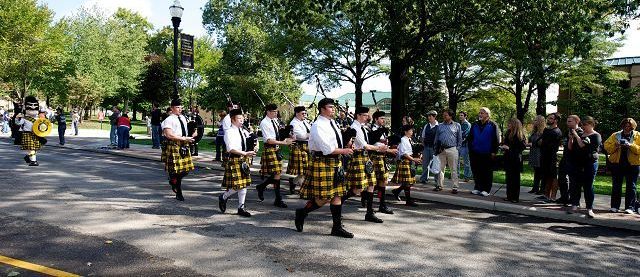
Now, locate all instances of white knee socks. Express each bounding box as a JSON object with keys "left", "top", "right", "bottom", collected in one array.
[{"left": 238, "top": 188, "right": 247, "bottom": 209}]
